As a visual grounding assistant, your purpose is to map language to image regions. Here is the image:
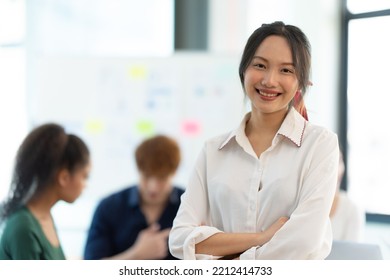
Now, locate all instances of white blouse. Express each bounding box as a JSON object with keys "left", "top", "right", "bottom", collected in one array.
[{"left": 169, "top": 108, "right": 339, "bottom": 260}]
